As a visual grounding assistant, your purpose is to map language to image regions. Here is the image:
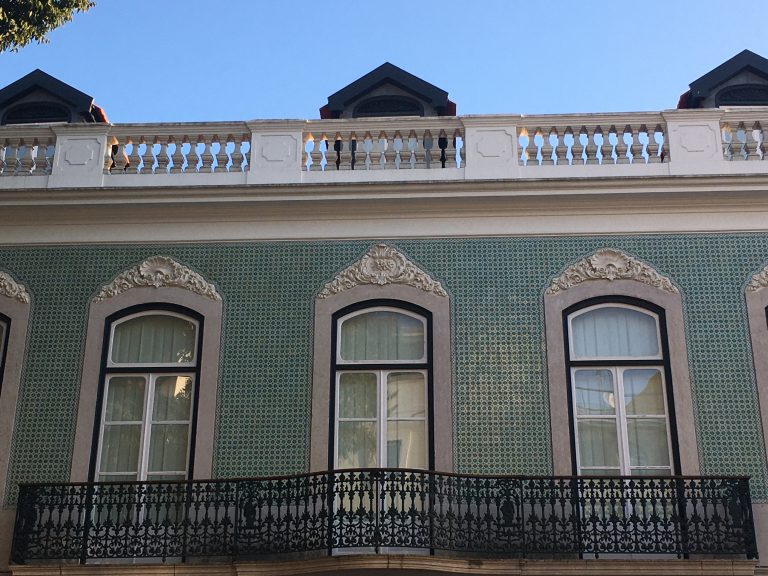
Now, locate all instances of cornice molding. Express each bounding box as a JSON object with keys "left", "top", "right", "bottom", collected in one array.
[
  {"left": 547, "top": 248, "right": 679, "bottom": 295},
  {"left": 0, "top": 271, "right": 30, "bottom": 304},
  {"left": 93, "top": 256, "right": 221, "bottom": 303},
  {"left": 746, "top": 264, "right": 768, "bottom": 293},
  {"left": 318, "top": 244, "right": 447, "bottom": 299}
]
